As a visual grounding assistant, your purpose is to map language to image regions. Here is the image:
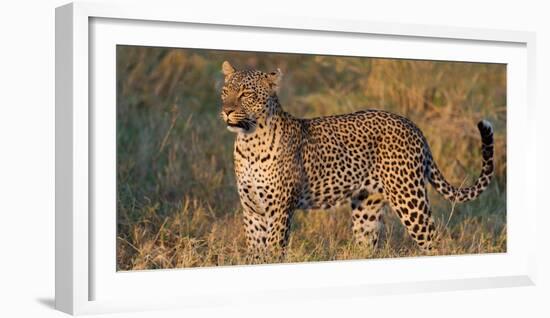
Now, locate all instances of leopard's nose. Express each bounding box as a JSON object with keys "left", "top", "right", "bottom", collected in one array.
[{"left": 221, "top": 110, "right": 232, "bottom": 122}]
